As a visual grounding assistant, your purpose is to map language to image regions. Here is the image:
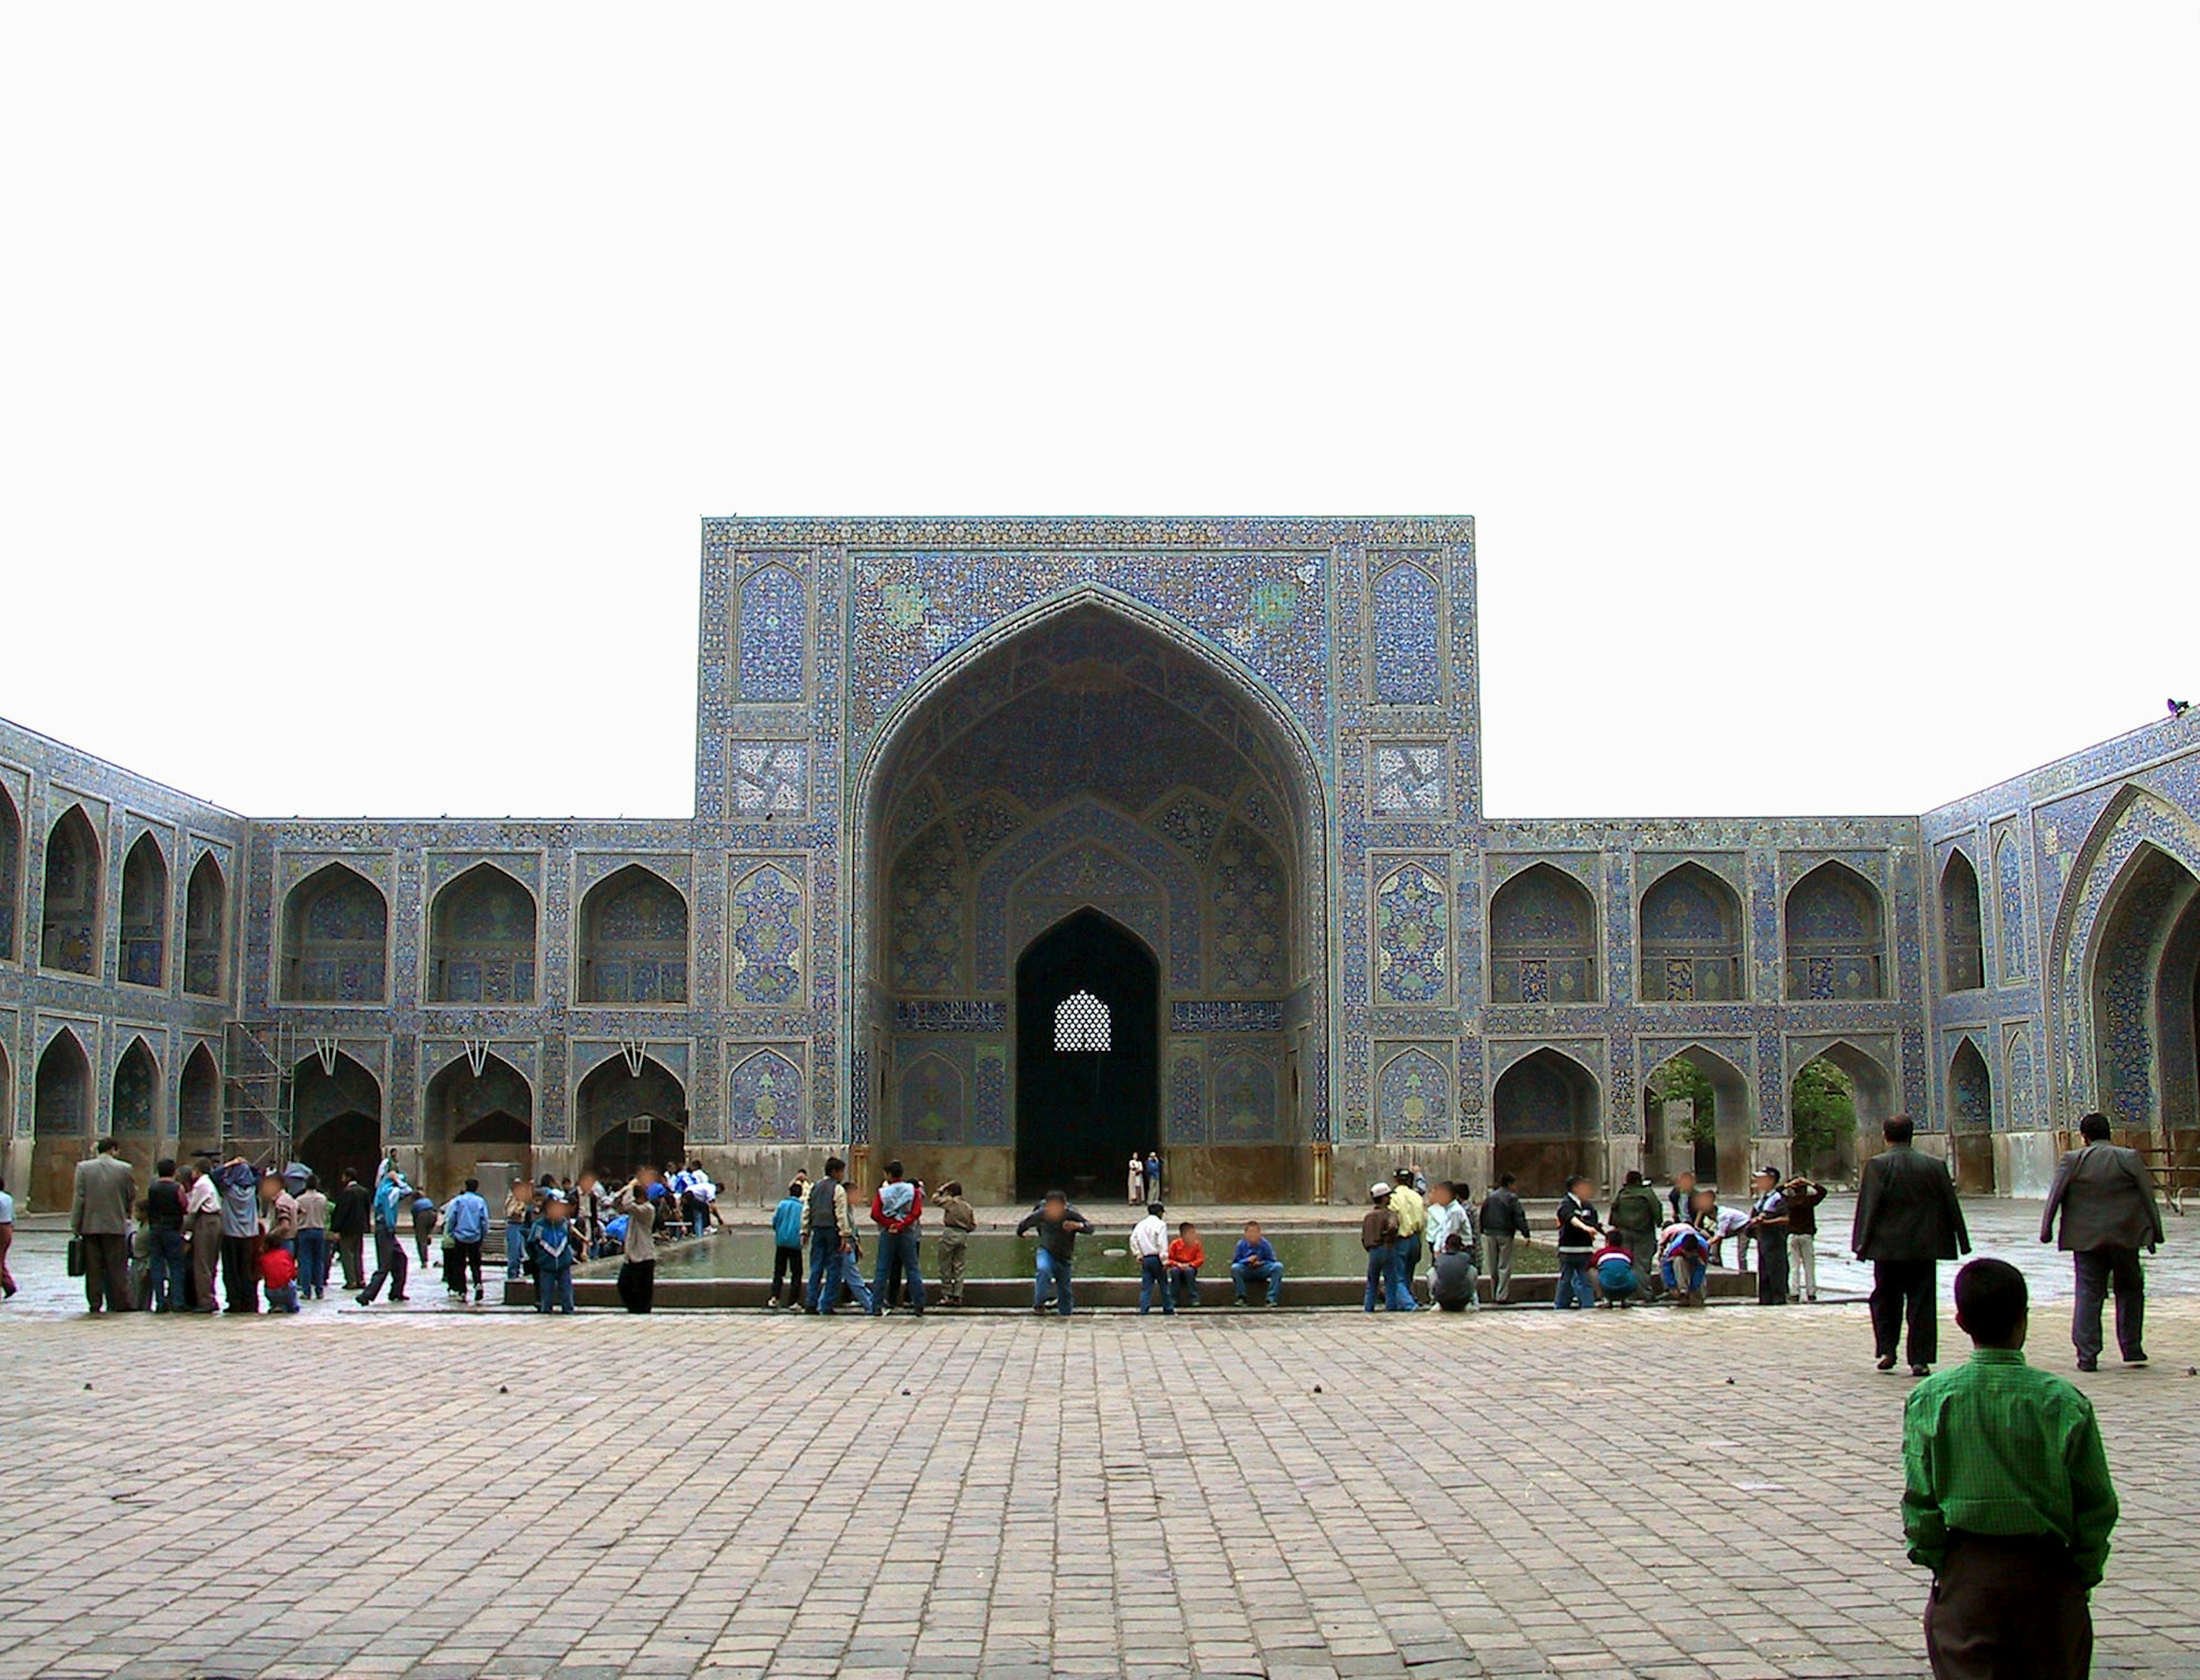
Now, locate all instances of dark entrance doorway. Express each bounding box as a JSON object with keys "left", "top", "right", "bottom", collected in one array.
[{"left": 1015, "top": 908, "right": 1158, "bottom": 1202}]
